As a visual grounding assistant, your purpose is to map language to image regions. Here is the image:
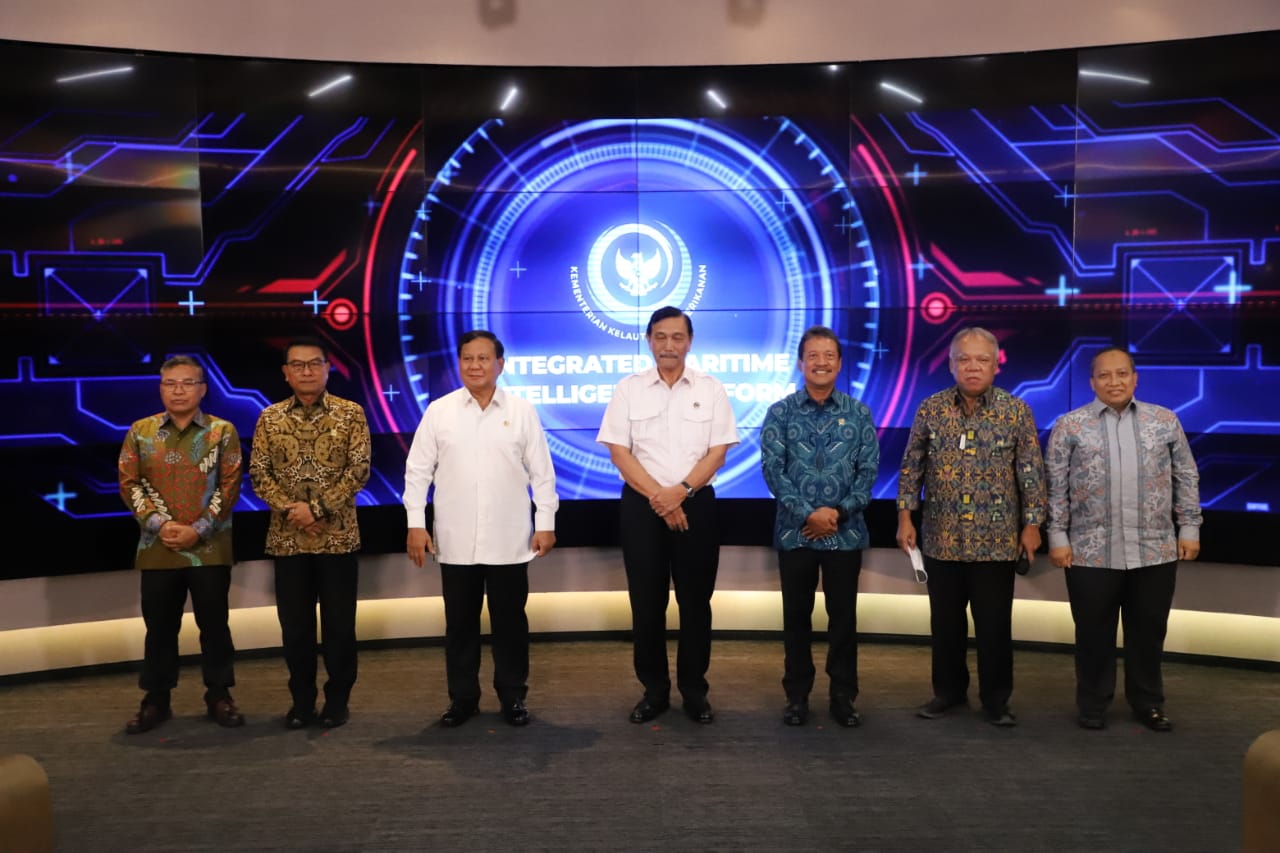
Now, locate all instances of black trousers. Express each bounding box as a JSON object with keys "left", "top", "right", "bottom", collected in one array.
[
  {"left": 274, "top": 552, "right": 359, "bottom": 711},
  {"left": 619, "top": 484, "right": 720, "bottom": 702},
  {"left": 924, "top": 557, "right": 1016, "bottom": 711},
  {"left": 138, "top": 565, "right": 235, "bottom": 704},
  {"left": 440, "top": 562, "right": 530, "bottom": 707},
  {"left": 779, "top": 548, "right": 863, "bottom": 702},
  {"left": 1065, "top": 561, "right": 1177, "bottom": 713}
]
